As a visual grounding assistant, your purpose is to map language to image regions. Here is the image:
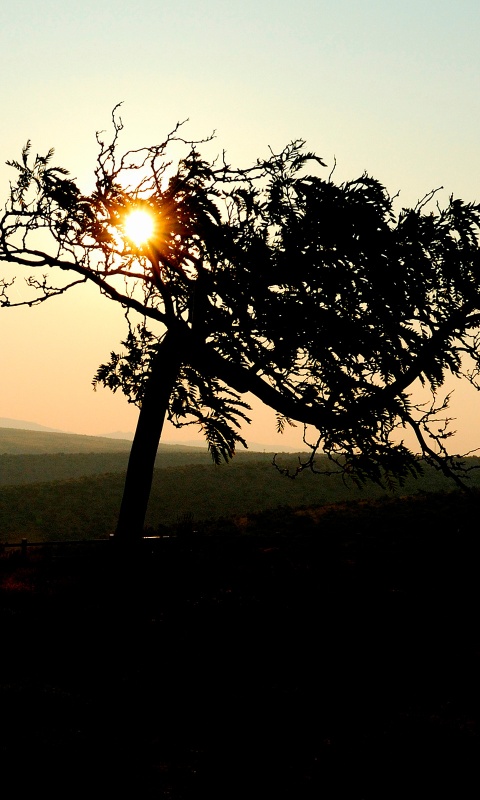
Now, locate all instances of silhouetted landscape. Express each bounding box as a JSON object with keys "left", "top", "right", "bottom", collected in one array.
[
  {"left": 2, "top": 427, "right": 480, "bottom": 542},
  {"left": 1, "top": 428, "right": 479, "bottom": 796},
  {"left": 2, "top": 1, "right": 480, "bottom": 796}
]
